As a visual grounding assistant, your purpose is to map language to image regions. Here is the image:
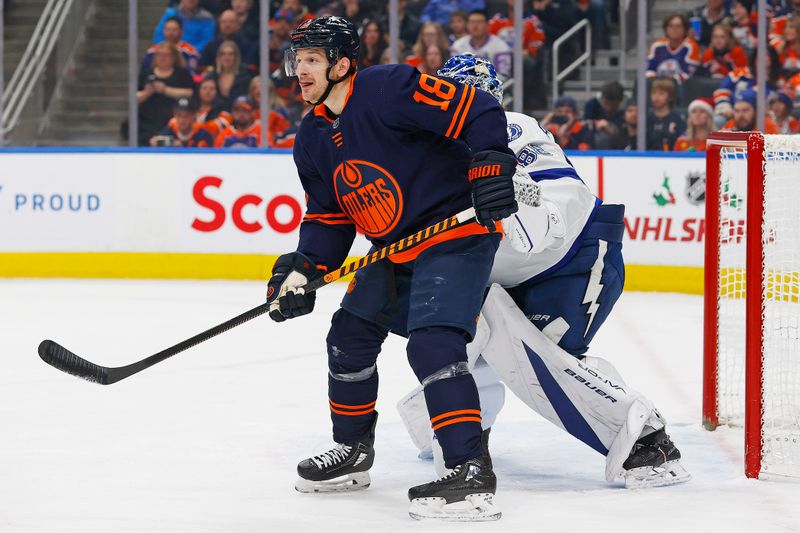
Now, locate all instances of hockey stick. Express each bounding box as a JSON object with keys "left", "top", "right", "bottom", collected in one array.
[{"left": 38, "top": 207, "right": 477, "bottom": 385}]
